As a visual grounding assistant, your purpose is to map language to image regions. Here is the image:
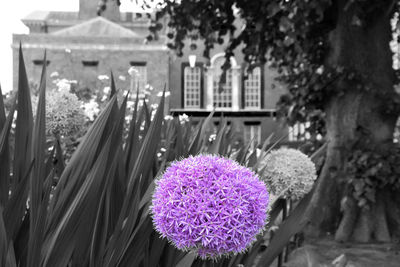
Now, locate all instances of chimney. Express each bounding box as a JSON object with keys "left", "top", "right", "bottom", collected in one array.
[{"left": 79, "top": 0, "right": 120, "bottom": 21}]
